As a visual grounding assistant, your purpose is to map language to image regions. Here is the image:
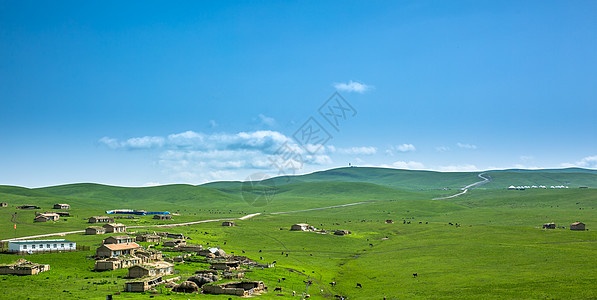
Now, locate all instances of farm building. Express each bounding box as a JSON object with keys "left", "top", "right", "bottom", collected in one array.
[
  {"left": 210, "top": 261, "right": 241, "bottom": 271},
  {"left": 88, "top": 216, "right": 114, "bottom": 223},
  {"left": 96, "top": 242, "right": 140, "bottom": 258},
  {"left": 128, "top": 261, "right": 174, "bottom": 278},
  {"left": 0, "top": 259, "right": 50, "bottom": 275},
  {"left": 85, "top": 226, "right": 106, "bottom": 235},
  {"left": 385, "top": 219, "right": 394, "bottom": 224},
  {"left": 543, "top": 223, "right": 556, "bottom": 229},
  {"left": 54, "top": 211, "right": 70, "bottom": 217},
  {"left": 334, "top": 230, "right": 351, "bottom": 236},
  {"left": 104, "top": 235, "right": 135, "bottom": 244},
  {"left": 103, "top": 223, "right": 126, "bottom": 233},
  {"left": 135, "top": 249, "right": 163, "bottom": 262},
  {"left": 202, "top": 281, "right": 265, "bottom": 296},
  {"left": 8, "top": 239, "right": 76, "bottom": 254},
  {"left": 165, "top": 232, "right": 185, "bottom": 239},
  {"left": 95, "top": 256, "right": 142, "bottom": 271},
  {"left": 0, "top": 202, "right": 7, "bottom": 207},
  {"left": 222, "top": 221, "right": 235, "bottom": 226},
  {"left": 290, "top": 223, "right": 309, "bottom": 231},
  {"left": 17, "top": 205, "right": 40, "bottom": 210},
  {"left": 175, "top": 243, "right": 203, "bottom": 252},
  {"left": 199, "top": 247, "right": 226, "bottom": 257},
  {"left": 125, "top": 276, "right": 179, "bottom": 292},
  {"left": 34, "top": 213, "right": 60, "bottom": 222},
  {"left": 136, "top": 234, "right": 161, "bottom": 243},
  {"left": 153, "top": 214, "right": 171, "bottom": 220},
  {"left": 53, "top": 203, "right": 70, "bottom": 210},
  {"left": 570, "top": 222, "right": 586, "bottom": 231},
  {"left": 163, "top": 239, "right": 186, "bottom": 247}
]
